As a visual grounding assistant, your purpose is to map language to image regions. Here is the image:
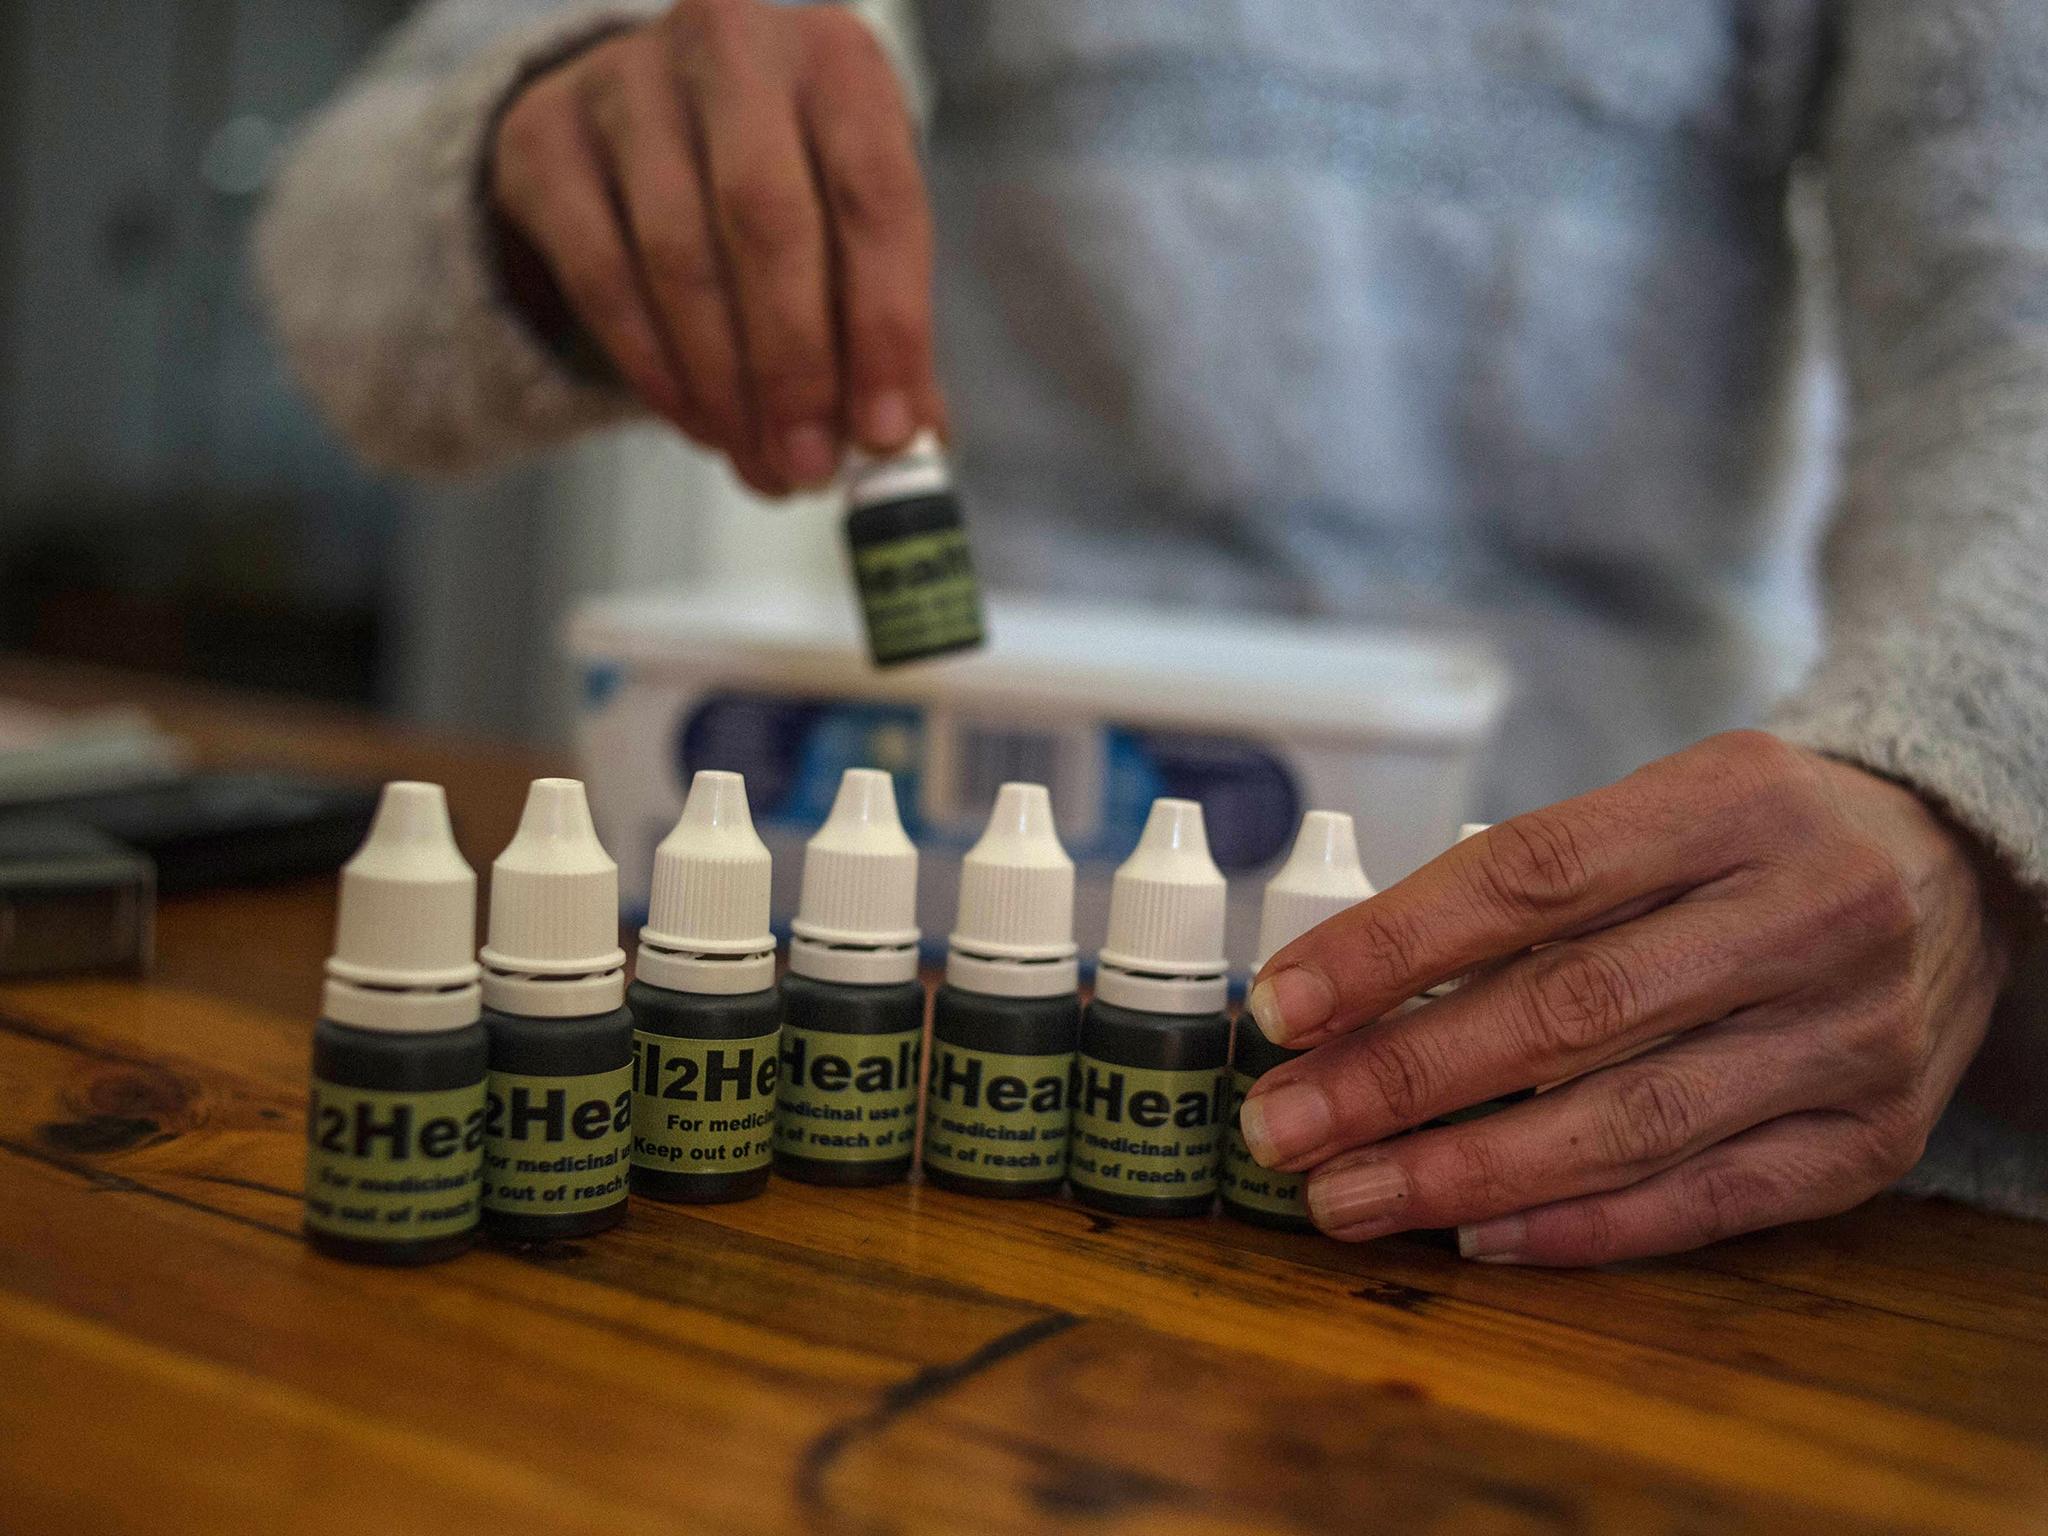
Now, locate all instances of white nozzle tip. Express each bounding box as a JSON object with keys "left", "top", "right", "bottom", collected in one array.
[
  {"left": 949, "top": 783, "right": 1075, "bottom": 972},
  {"left": 326, "top": 780, "right": 480, "bottom": 1013},
  {"left": 482, "top": 778, "right": 625, "bottom": 1010},
  {"left": 349, "top": 781, "right": 463, "bottom": 868},
  {"left": 1282, "top": 811, "right": 1369, "bottom": 893},
  {"left": 679, "top": 770, "right": 756, "bottom": 834},
  {"left": 517, "top": 777, "right": 598, "bottom": 839},
  {"left": 1255, "top": 809, "right": 1375, "bottom": 966},
  {"left": 1458, "top": 822, "right": 1492, "bottom": 844},
  {"left": 816, "top": 768, "right": 913, "bottom": 848},
  {"left": 1135, "top": 798, "right": 1213, "bottom": 861},
  {"left": 1098, "top": 797, "right": 1226, "bottom": 979},
  {"left": 792, "top": 767, "right": 919, "bottom": 956},
  {"left": 640, "top": 769, "right": 774, "bottom": 960}
]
